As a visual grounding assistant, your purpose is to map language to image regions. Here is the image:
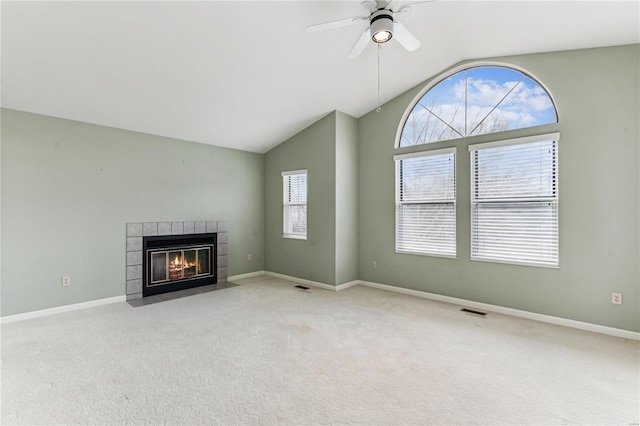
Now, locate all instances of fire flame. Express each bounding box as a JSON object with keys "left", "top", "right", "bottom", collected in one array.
[{"left": 170, "top": 255, "right": 196, "bottom": 268}]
